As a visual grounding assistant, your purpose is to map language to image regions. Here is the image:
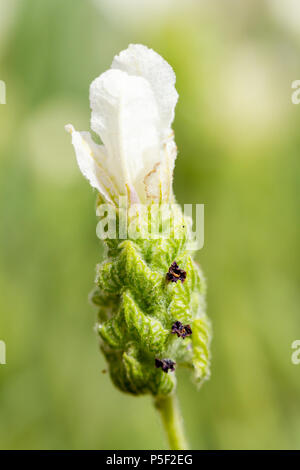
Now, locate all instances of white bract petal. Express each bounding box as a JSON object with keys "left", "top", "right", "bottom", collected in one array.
[
  {"left": 65, "top": 124, "right": 119, "bottom": 204},
  {"left": 90, "top": 69, "right": 161, "bottom": 200},
  {"left": 144, "top": 138, "right": 177, "bottom": 202},
  {"left": 66, "top": 44, "right": 178, "bottom": 204},
  {"left": 112, "top": 44, "right": 178, "bottom": 138}
]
